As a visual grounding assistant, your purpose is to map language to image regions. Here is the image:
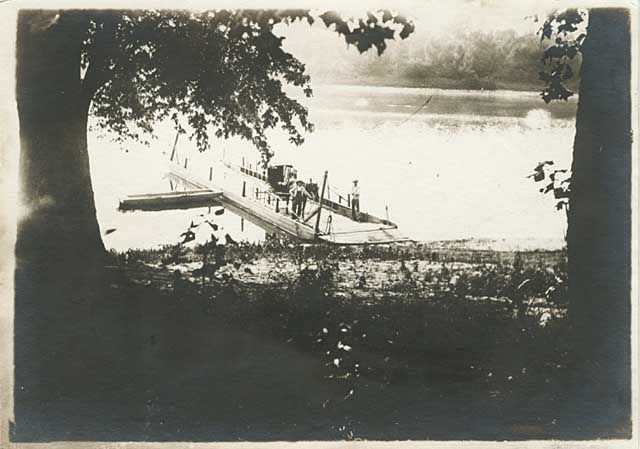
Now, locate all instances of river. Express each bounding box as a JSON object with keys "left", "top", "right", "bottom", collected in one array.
[{"left": 88, "top": 83, "right": 577, "bottom": 252}]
